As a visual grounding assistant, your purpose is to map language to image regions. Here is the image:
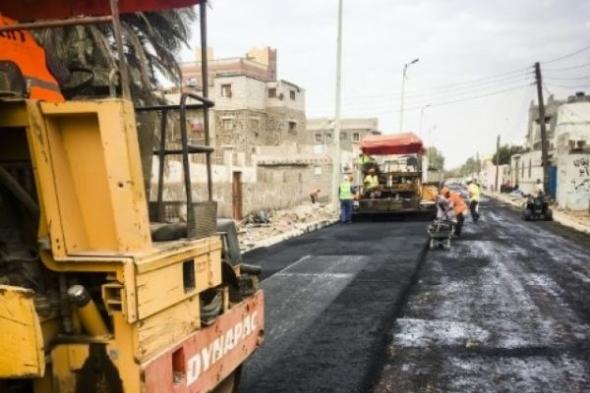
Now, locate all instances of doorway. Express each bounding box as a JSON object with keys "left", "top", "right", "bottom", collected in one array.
[{"left": 232, "top": 171, "right": 243, "bottom": 220}]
